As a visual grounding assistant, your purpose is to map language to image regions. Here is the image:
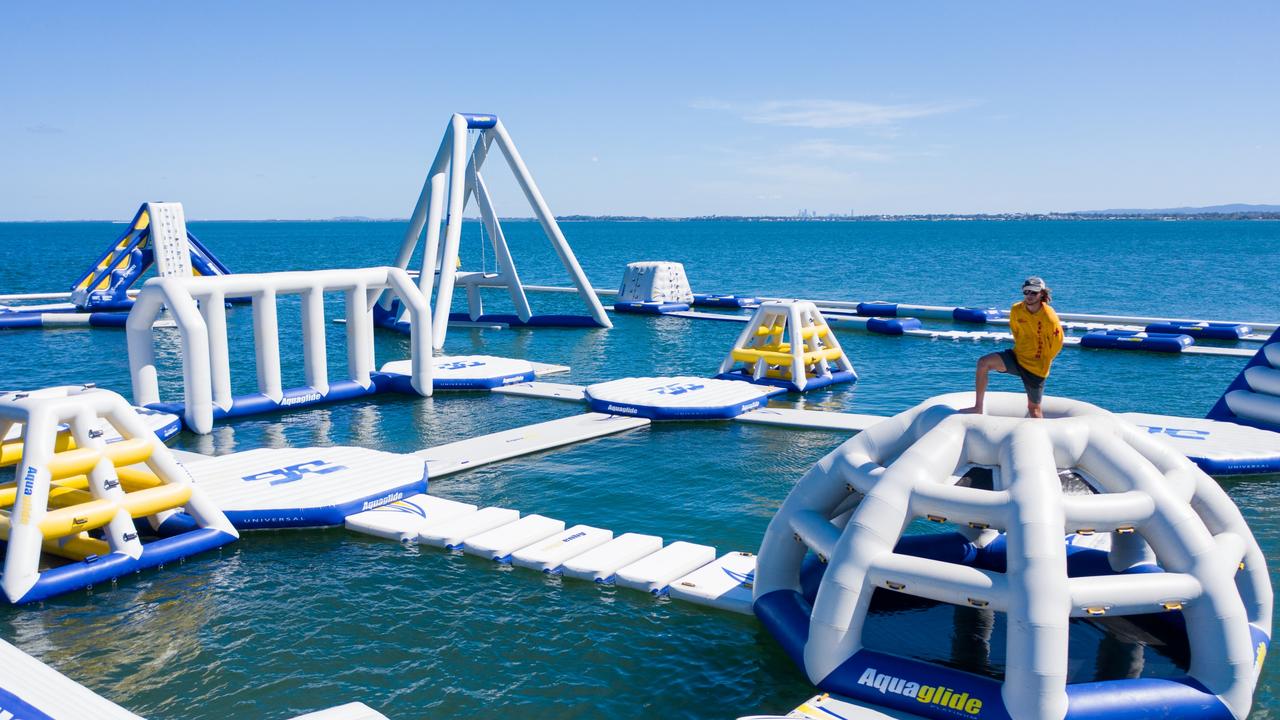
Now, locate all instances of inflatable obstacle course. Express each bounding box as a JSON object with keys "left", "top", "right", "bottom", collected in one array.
[
  {"left": 127, "top": 267, "right": 432, "bottom": 434},
  {"left": 716, "top": 301, "right": 857, "bottom": 392},
  {"left": 613, "top": 261, "right": 694, "bottom": 314},
  {"left": 382, "top": 113, "right": 611, "bottom": 350},
  {"left": 0, "top": 386, "right": 237, "bottom": 604},
  {"left": 0, "top": 202, "right": 235, "bottom": 330},
  {"left": 754, "top": 392, "right": 1272, "bottom": 720}
]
